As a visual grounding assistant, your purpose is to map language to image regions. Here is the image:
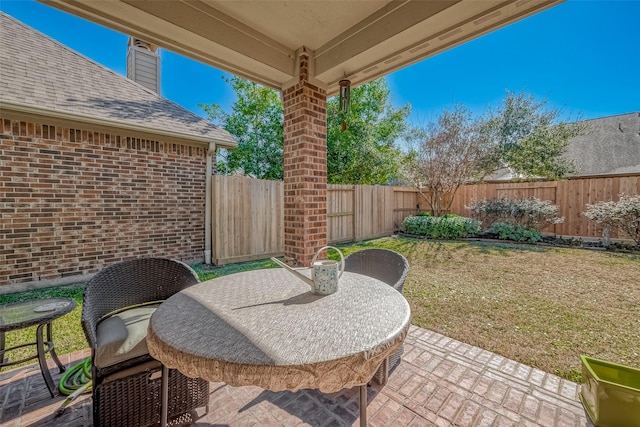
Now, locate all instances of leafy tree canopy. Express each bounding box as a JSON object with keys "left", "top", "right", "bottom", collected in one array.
[
  {"left": 201, "top": 76, "right": 284, "bottom": 180},
  {"left": 401, "top": 92, "right": 587, "bottom": 215},
  {"left": 481, "top": 91, "right": 587, "bottom": 180},
  {"left": 202, "top": 76, "right": 410, "bottom": 184},
  {"left": 326, "top": 78, "right": 411, "bottom": 184}
]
